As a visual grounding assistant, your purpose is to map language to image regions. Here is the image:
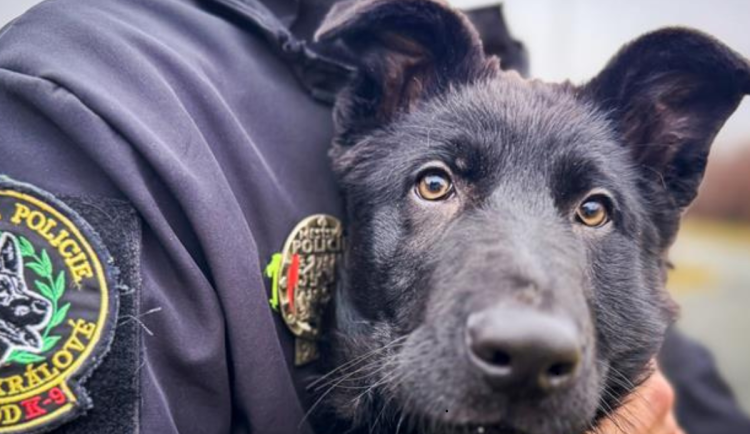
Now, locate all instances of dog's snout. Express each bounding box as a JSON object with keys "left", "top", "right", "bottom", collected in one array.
[
  {"left": 466, "top": 306, "right": 582, "bottom": 395},
  {"left": 11, "top": 297, "right": 50, "bottom": 320},
  {"left": 31, "top": 299, "right": 49, "bottom": 314}
]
